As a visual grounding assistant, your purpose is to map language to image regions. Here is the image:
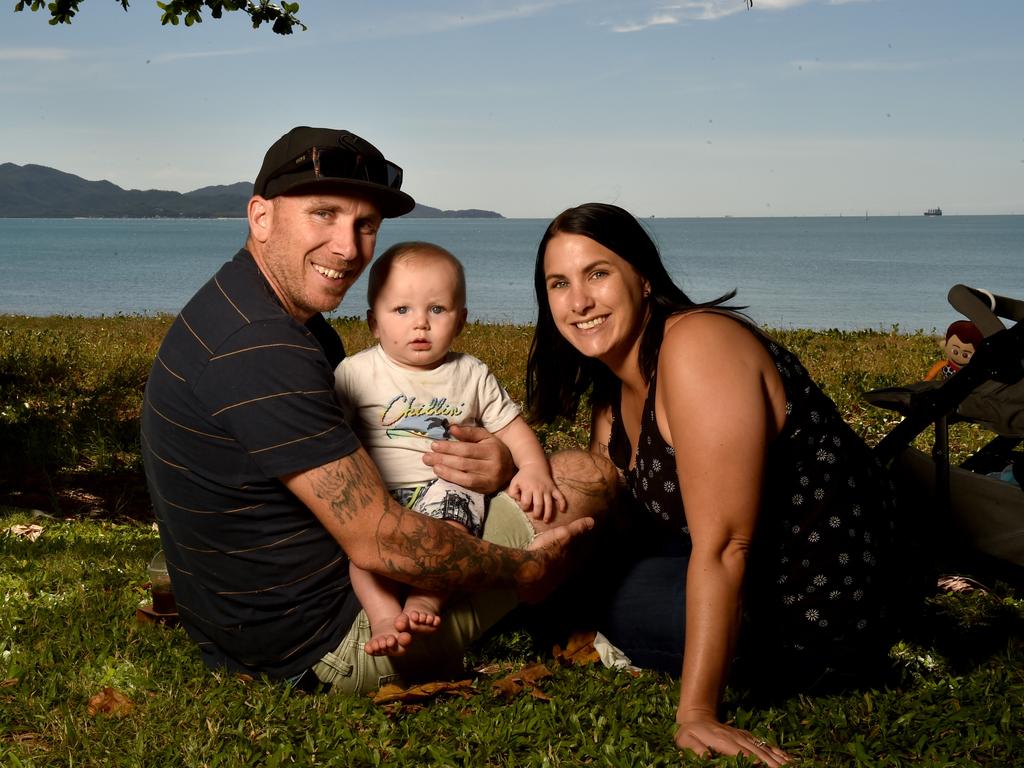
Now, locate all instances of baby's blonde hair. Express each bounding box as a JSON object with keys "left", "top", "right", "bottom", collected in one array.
[{"left": 367, "top": 241, "right": 466, "bottom": 308}]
